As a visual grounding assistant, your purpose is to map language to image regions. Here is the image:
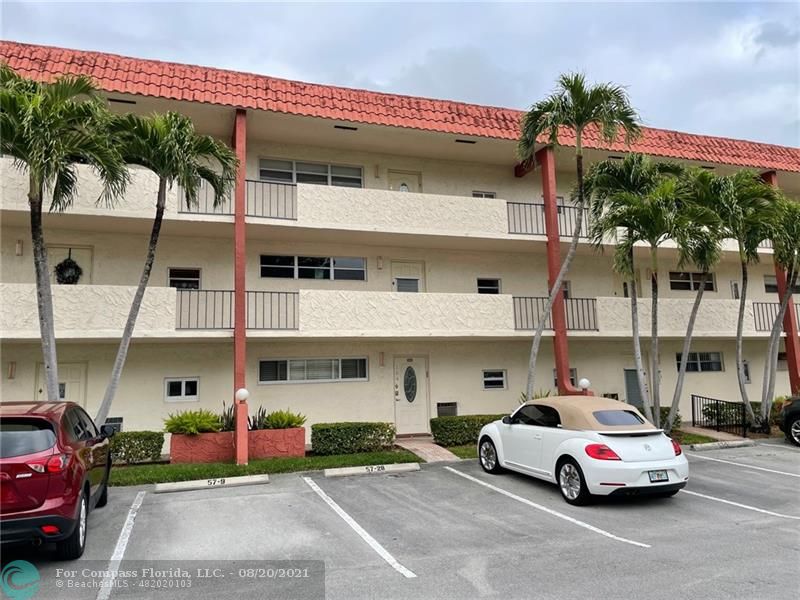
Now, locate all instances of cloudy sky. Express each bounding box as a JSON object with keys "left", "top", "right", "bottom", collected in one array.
[{"left": 2, "top": 1, "right": 798, "bottom": 146}]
